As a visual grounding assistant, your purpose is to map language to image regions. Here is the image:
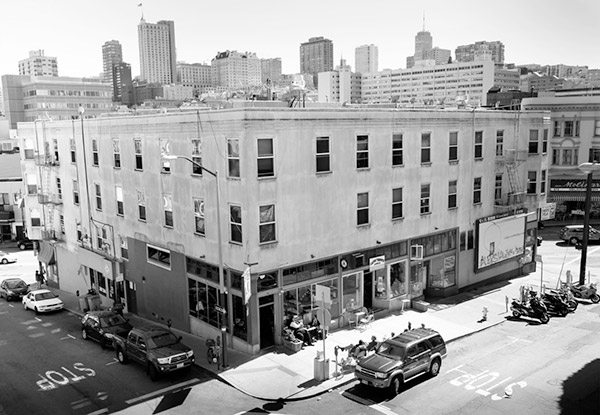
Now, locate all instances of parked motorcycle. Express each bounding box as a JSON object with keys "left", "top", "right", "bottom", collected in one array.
[
  {"left": 511, "top": 291, "right": 550, "bottom": 324},
  {"left": 569, "top": 282, "right": 600, "bottom": 303},
  {"left": 541, "top": 292, "right": 569, "bottom": 317},
  {"left": 549, "top": 288, "right": 578, "bottom": 312}
]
